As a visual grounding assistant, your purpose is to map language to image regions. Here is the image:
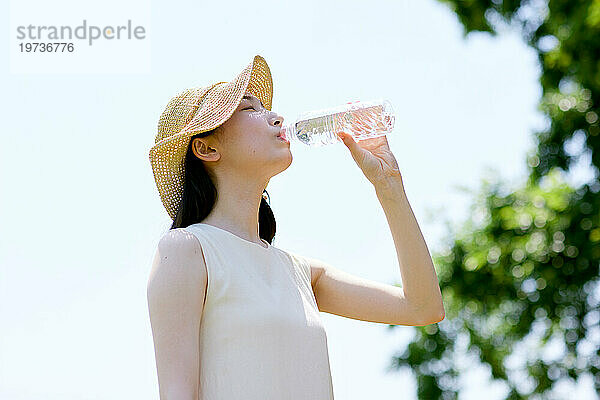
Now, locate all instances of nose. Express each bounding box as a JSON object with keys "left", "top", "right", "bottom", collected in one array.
[{"left": 270, "top": 112, "right": 284, "bottom": 127}]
